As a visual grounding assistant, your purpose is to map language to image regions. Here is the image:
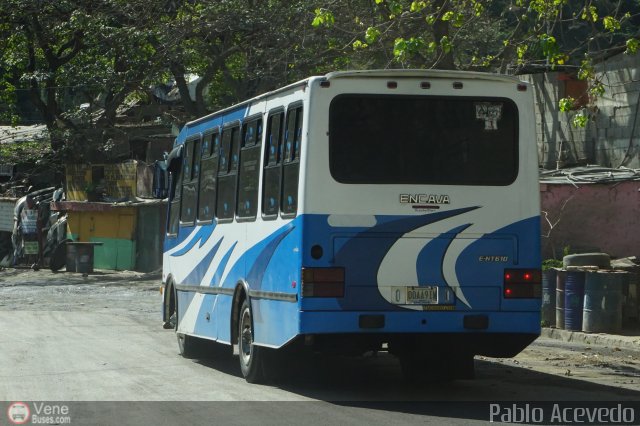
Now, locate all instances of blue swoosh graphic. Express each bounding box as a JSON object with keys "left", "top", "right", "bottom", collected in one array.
[
  {"left": 246, "top": 224, "right": 296, "bottom": 289},
  {"left": 179, "top": 237, "right": 224, "bottom": 286},
  {"left": 416, "top": 223, "right": 472, "bottom": 286},
  {"left": 334, "top": 207, "right": 479, "bottom": 274},
  {"left": 171, "top": 225, "right": 216, "bottom": 257},
  {"left": 210, "top": 242, "right": 238, "bottom": 286}
]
